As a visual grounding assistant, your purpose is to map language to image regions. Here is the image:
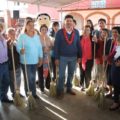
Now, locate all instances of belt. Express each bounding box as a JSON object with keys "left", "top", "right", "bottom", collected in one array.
[{"left": 0, "top": 61, "right": 8, "bottom": 65}]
